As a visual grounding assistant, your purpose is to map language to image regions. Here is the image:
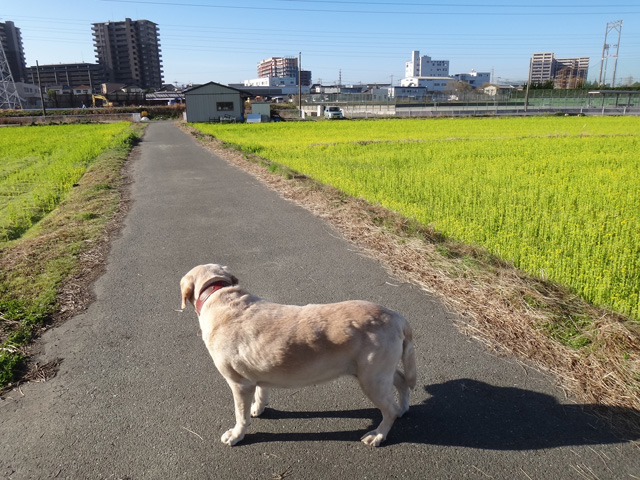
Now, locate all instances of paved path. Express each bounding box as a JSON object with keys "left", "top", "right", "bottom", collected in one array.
[{"left": 1, "top": 121, "right": 638, "bottom": 479}]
